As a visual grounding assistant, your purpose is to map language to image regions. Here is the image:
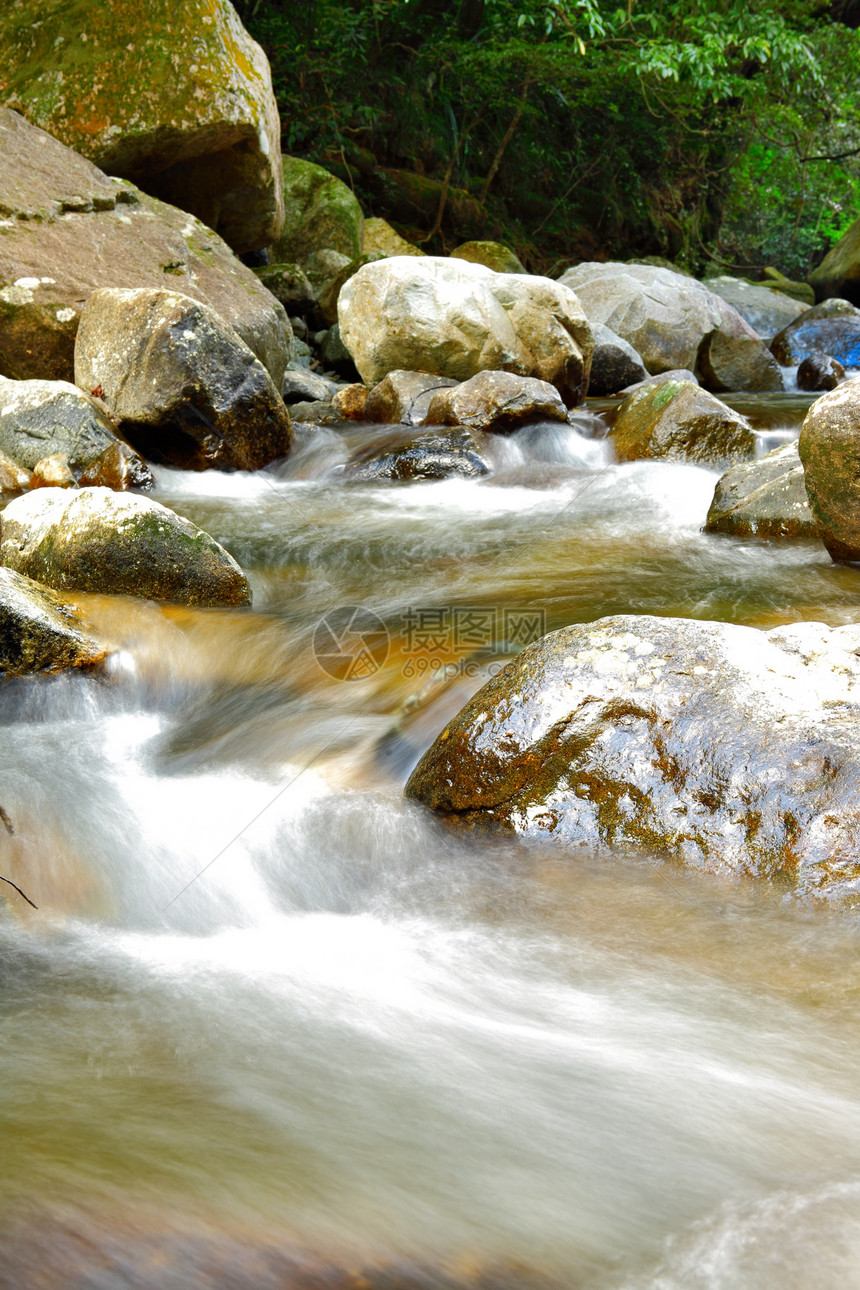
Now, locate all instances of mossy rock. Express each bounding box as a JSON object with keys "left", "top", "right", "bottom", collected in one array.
[
  {"left": 451, "top": 242, "right": 526, "bottom": 274},
  {"left": 362, "top": 218, "right": 424, "bottom": 258},
  {"left": 705, "top": 442, "right": 818, "bottom": 539},
  {"left": 0, "top": 565, "right": 108, "bottom": 674},
  {"left": 270, "top": 158, "right": 364, "bottom": 267},
  {"left": 611, "top": 379, "right": 756, "bottom": 465}
]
